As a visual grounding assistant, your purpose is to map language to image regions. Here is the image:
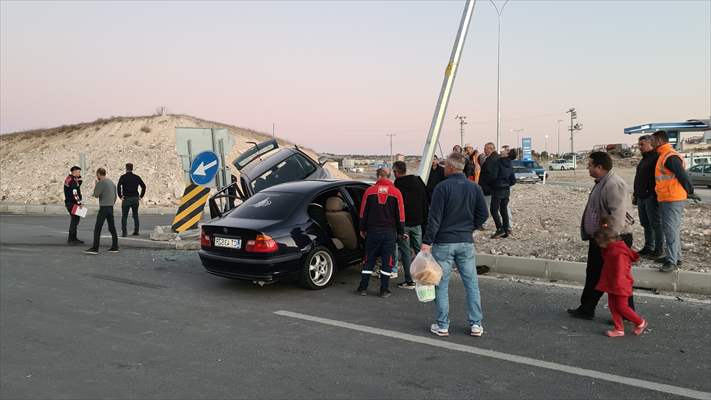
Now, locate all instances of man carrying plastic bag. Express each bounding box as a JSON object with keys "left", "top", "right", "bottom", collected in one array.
[{"left": 421, "top": 152, "right": 489, "bottom": 338}]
